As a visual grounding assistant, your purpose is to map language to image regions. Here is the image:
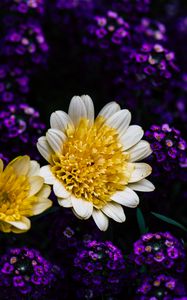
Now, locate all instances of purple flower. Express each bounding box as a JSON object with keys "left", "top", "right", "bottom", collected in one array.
[
  {"left": 135, "top": 274, "right": 186, "bottom": 299},
  {"left": 134, "top": 241, "right": 145, "bottom": 255},
  {"left": 145, "top": 124, "right": 187, "bottom": 178},
  {"left": 83, "top": 10, "right": 130, "bottom": 52},
  {"left": 1, "top": 263, "right": 14, "bottom": 274},
  {"left": 151, "top": 141, "right": 162, "bottom": 151},
  {"left": 2, "top": 22, "right": 49, "bottom": 67},
  {"left": 0, "top": 0, "right": 44, "bottom": 16},
  {"left": 154, "top": 252, "right": 165, "bottom": 262},
  {"left": 85, "top": 263, "right": 94, "bottom": 273},
  {"left": 168, "top": 147, "right": 178, "bottom": 159},
  {"left": 0, "top": 102, "right": 45, "bottom": 163},
  {"left": 73, "top": 240, "right": 125, "bottom": 297},
  {"left": 34, "top": 266, "right": 44, "bottom": 276},
  {"left": 154, "top": 132, "right": 165, "bottom": 141},
  {"left": 135, "top": 53, "right": 148, "bottom": 63},
  {"left": 13, "top": 276, "right": 25, "bottom": 287},
  {"left": 0, "top": 247, "right": 62, "bottom": 298},
  {"left": 167, "top": 248, "right": 179, "bottom": 259},
  {"left": 135, "top": 18, "right": 167, "bottom": 42},
  {"left": 130, "top": 232, "right": 186, "bottom": 274},
  {"left": 0, "top": 64, "right": 30, "bottom": 102},
  {"left": 132, "top": 43, "right": 179, "bottom": 87}
]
